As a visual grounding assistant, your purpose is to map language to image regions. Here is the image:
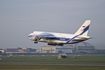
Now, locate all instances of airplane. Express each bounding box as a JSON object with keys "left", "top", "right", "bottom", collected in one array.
[{"left": 28, "top": 20, "right": 91, "bottom": 46}]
